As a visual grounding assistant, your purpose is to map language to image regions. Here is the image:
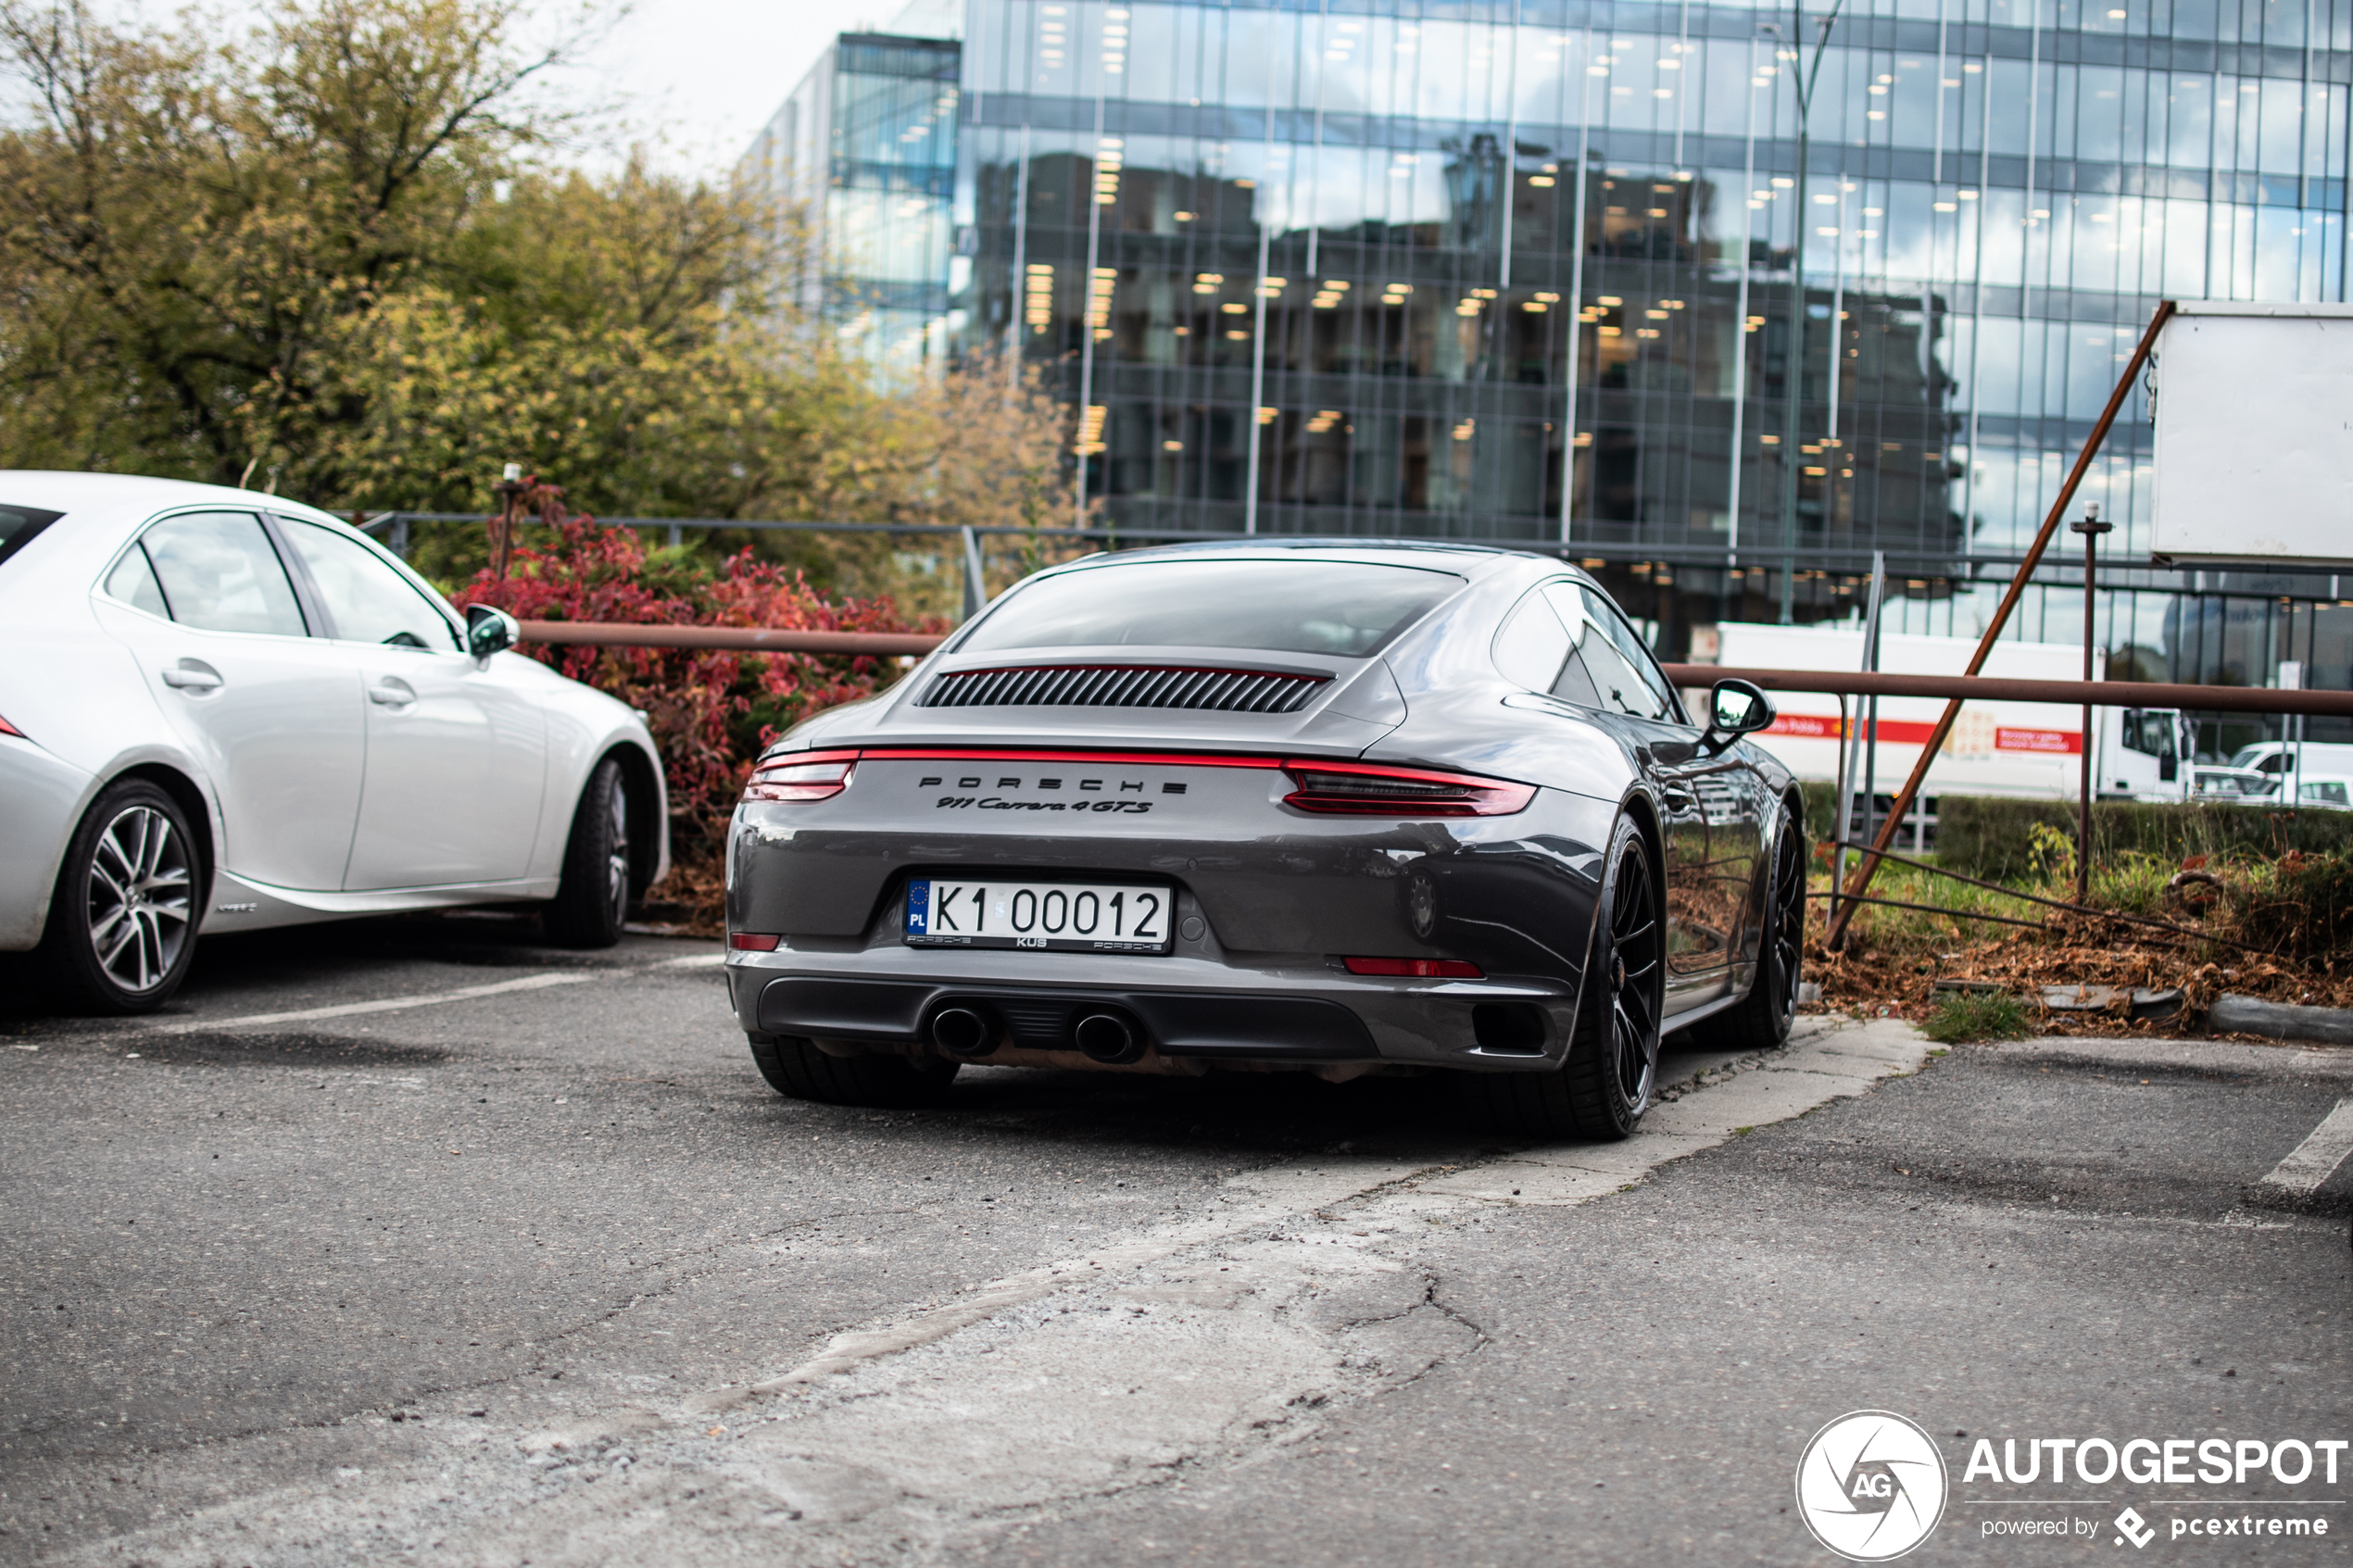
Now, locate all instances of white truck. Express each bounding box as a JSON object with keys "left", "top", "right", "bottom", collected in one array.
[{"left": 1705, "top": 622, "right": 2194, "bottom": 804}]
